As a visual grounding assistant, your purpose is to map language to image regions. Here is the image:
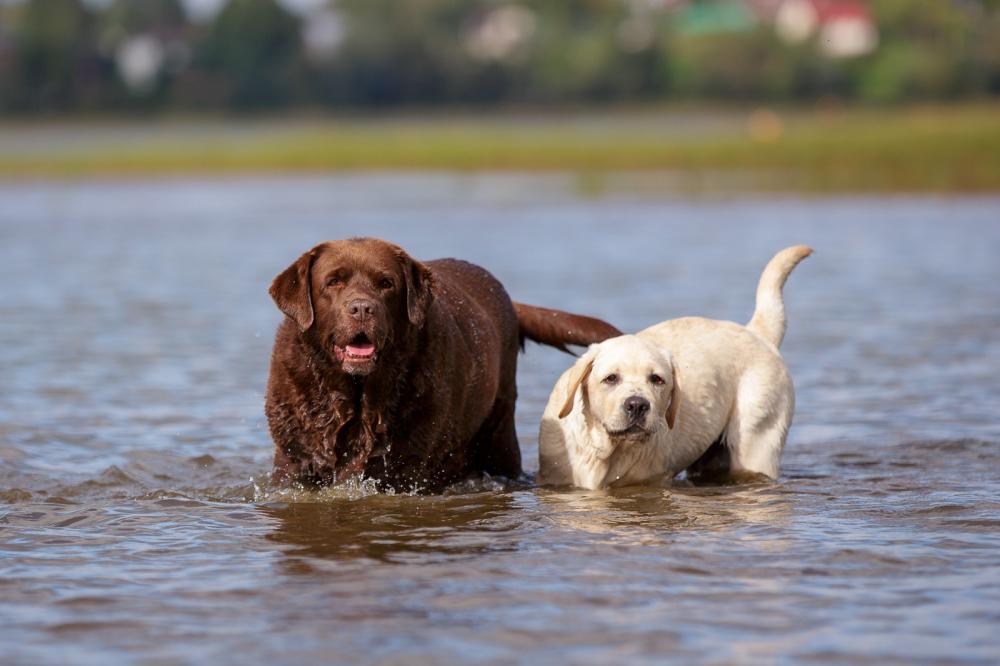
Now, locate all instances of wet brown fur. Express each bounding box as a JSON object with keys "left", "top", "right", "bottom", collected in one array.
[{"left": 265, "top": 237, "right": 620, "bottom": 492}]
